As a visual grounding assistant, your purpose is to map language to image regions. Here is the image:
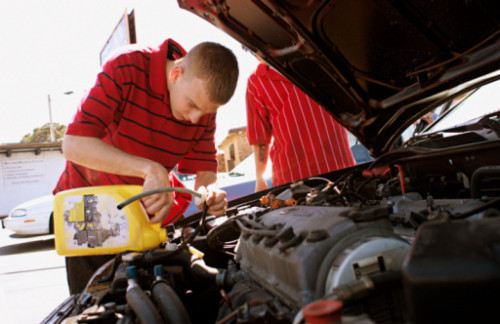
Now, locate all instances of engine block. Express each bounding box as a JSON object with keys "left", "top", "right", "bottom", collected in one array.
[{"left": 235, "top": 205, "right": 410, "bottom": 309}]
